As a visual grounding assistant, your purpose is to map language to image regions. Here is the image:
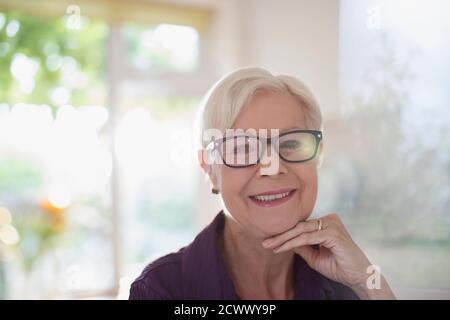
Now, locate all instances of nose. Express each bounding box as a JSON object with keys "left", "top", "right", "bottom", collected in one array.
[{"left": 259, "top": 144, "right": 288, "bottom": 176}]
